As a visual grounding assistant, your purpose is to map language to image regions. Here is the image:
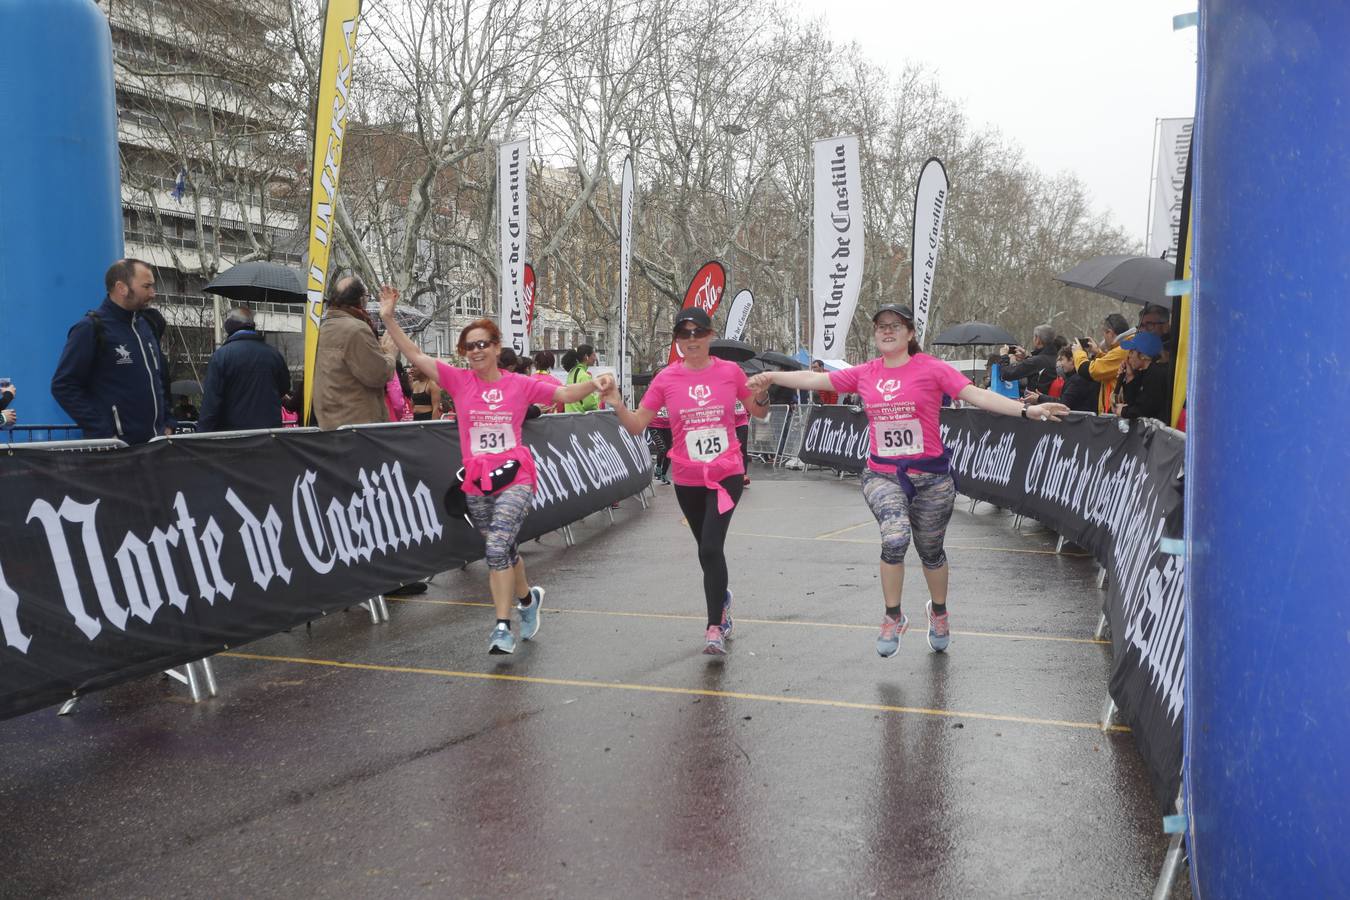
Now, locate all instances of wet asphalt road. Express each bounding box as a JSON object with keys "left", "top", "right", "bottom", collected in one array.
[{"left": 0, "top": 466, "right": 1177, "bottom": 898}]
